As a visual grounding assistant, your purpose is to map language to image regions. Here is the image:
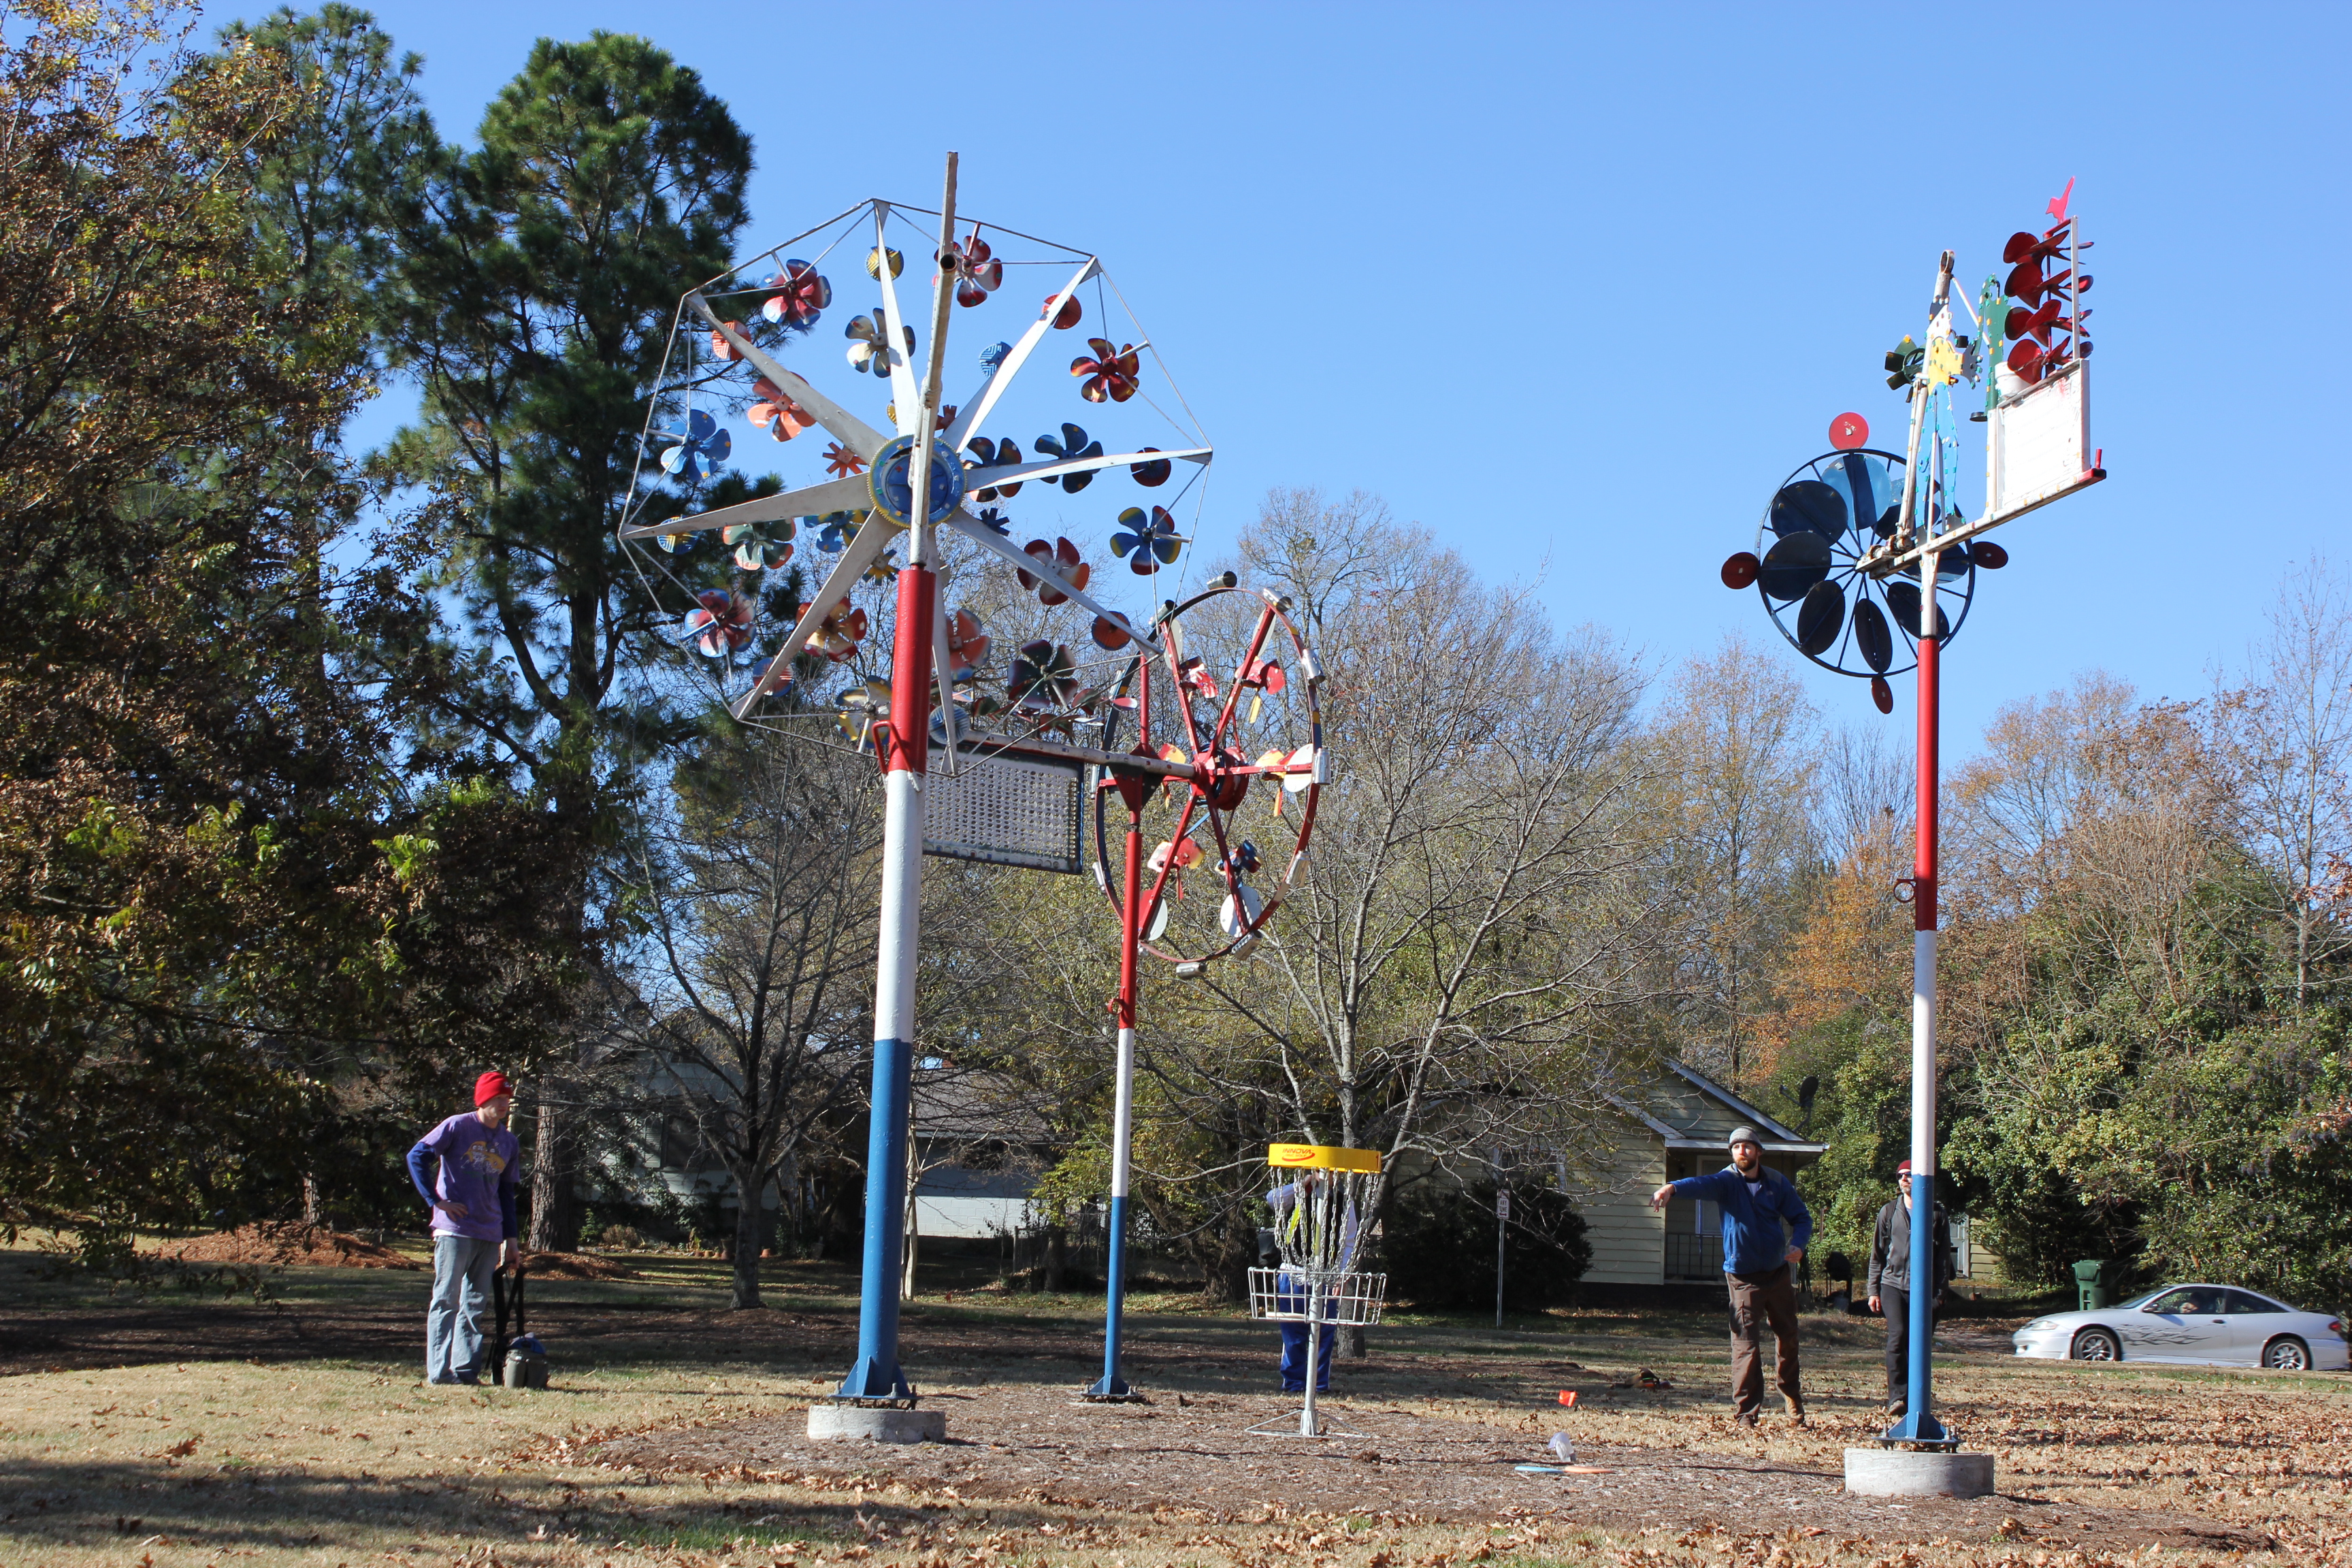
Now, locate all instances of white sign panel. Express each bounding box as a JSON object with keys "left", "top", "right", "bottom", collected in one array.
[{"left": 1990, "top": 366, "right": 2089, "bottom": 524}]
